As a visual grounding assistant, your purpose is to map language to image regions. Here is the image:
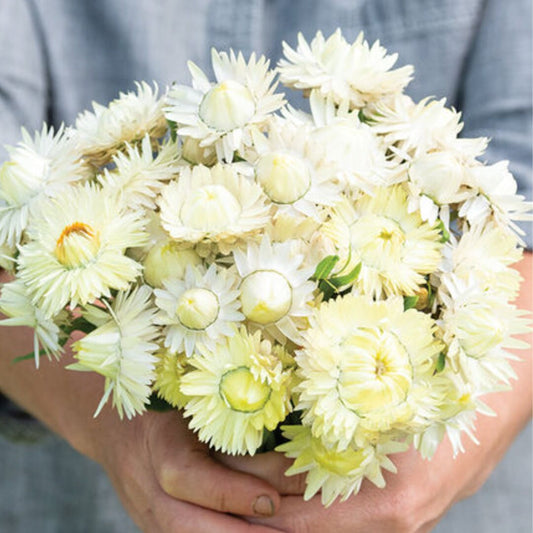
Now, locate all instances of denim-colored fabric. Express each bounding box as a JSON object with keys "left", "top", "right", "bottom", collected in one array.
[{"left": 0, "top": 0, "right": 531, "bottom": 531}]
